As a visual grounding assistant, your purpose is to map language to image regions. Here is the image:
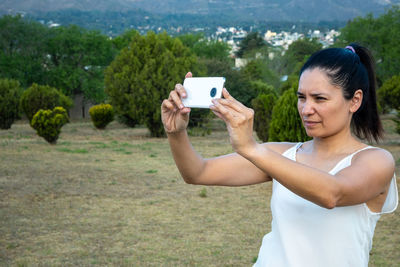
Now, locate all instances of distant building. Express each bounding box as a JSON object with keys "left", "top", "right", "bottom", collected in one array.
[{"left": 235, "top": 58, "right": 249, "bottom": 68}]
